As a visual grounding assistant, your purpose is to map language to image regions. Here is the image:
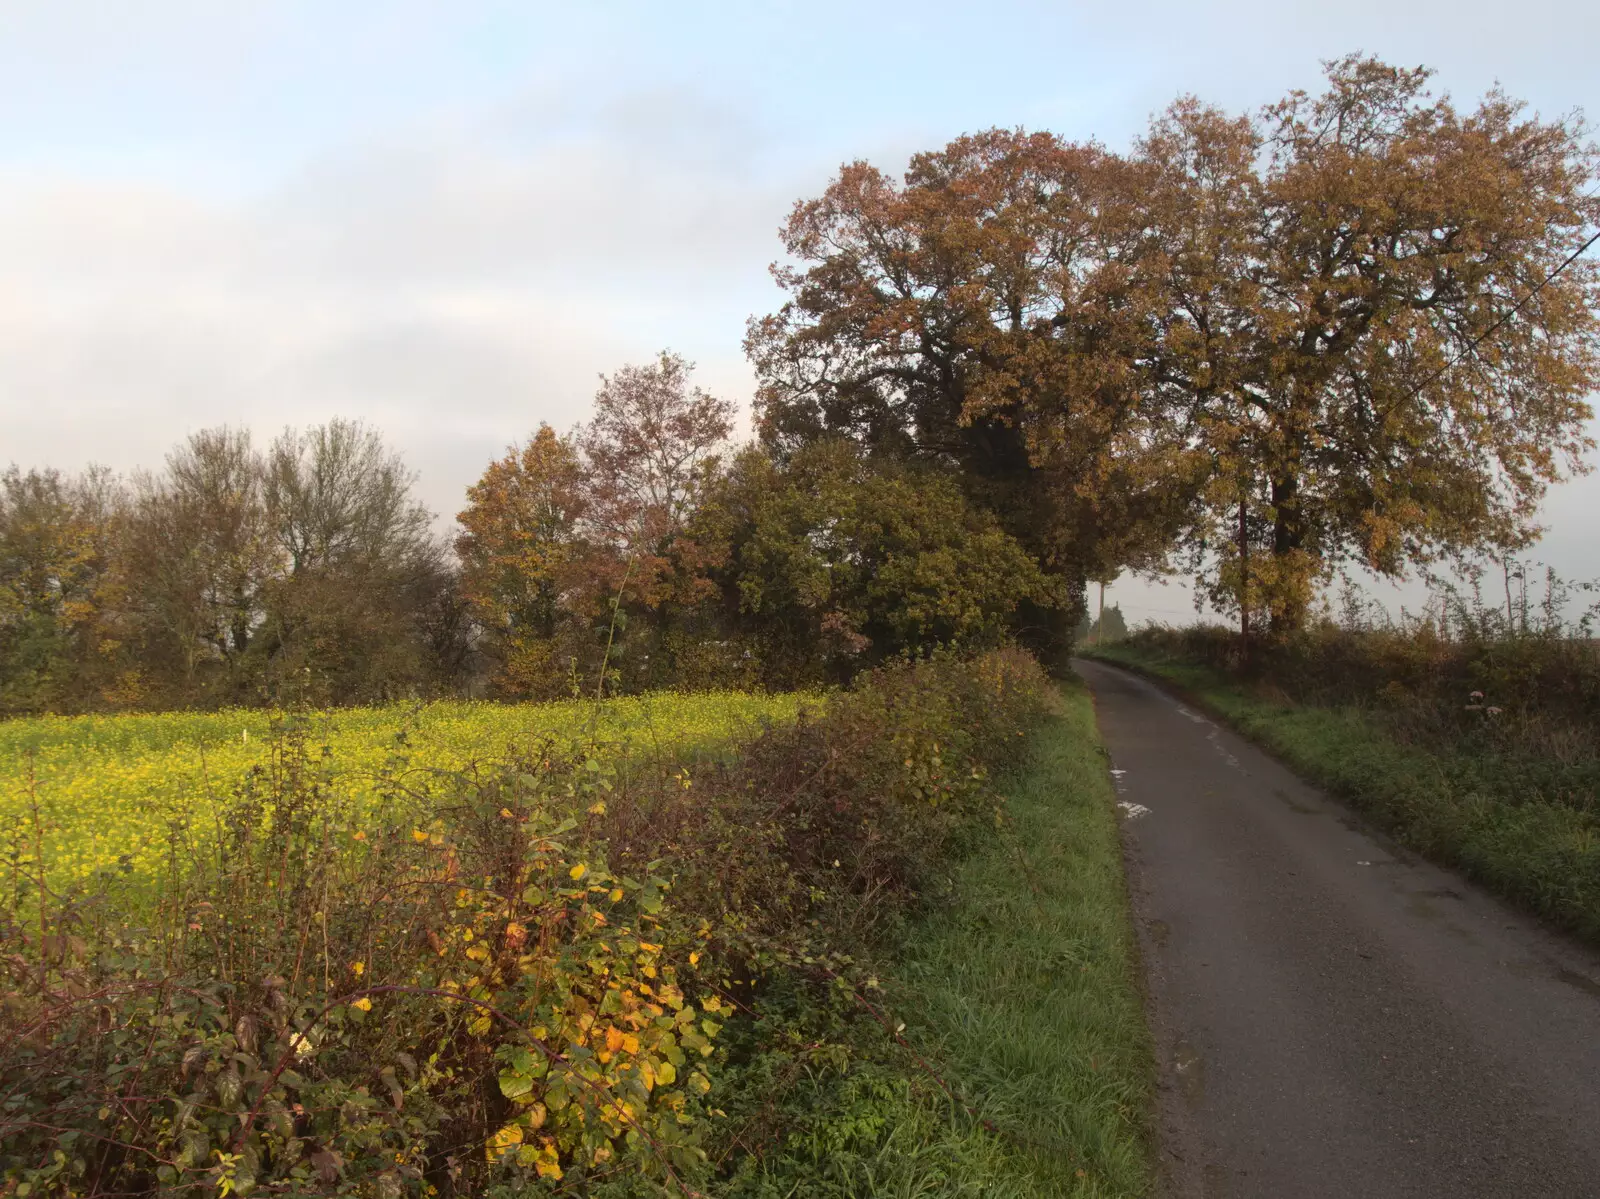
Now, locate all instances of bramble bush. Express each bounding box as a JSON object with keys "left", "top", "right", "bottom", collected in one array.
[{"left": 1, "top": 647, "right": 1052, "bottom": 1196}]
